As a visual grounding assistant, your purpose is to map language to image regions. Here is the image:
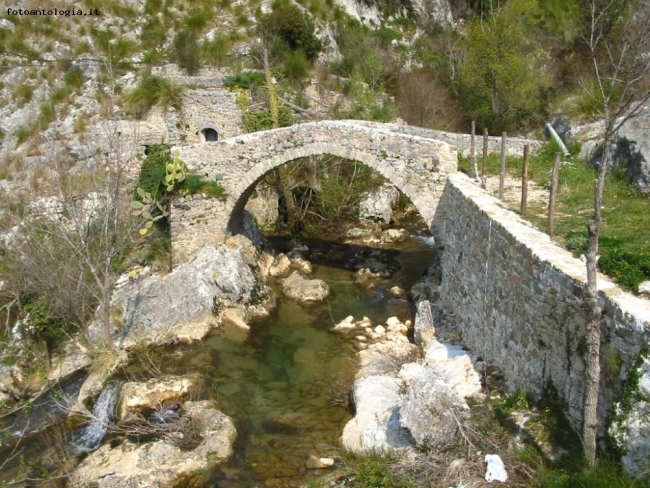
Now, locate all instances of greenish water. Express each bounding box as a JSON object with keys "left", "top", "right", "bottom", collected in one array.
[
  {"left": 201, "top": 227, "right": 436, "bottom": 487},
  {"left": 0, "top": 223, "right": 436, "bottom": 488}
]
